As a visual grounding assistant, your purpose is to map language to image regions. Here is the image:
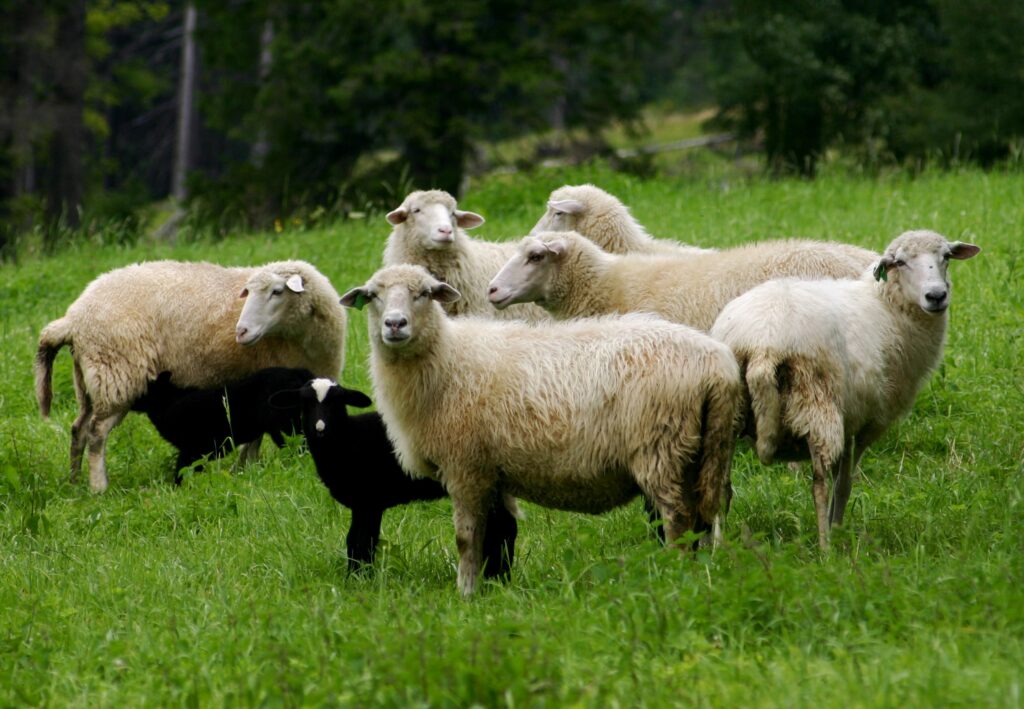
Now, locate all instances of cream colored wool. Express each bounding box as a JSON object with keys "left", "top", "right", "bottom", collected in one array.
[
  {"left": 382, "top": 189, "right": 548, "bottom": 322},
  {"left": 343, "top": 264, "right": 742, "bottom": 595},
  {"left": 531, "top": 183, "right": 714, "bottom": 255},
  {"left": 710, "top": 230, "right": 980, "bottom": 549},
  {"left": 35, "top": 259, "right": 346, "bottom": 492},
  {"left": 489, "top": 231, "right": 878, "bottom": 331}
]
